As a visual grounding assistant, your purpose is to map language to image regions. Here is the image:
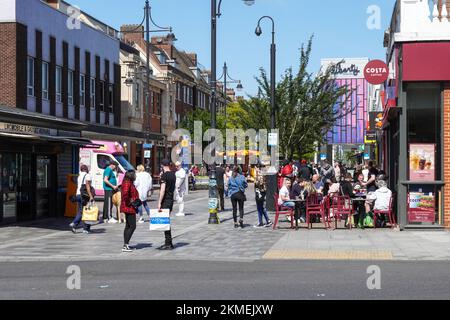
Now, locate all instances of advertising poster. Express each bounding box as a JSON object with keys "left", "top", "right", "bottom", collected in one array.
[
  {"left": 408, "top": 192, "right": 435, "bottom": 223},
  {"left": 409, "top": 144, "right": 435, "bottom": 182}
]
